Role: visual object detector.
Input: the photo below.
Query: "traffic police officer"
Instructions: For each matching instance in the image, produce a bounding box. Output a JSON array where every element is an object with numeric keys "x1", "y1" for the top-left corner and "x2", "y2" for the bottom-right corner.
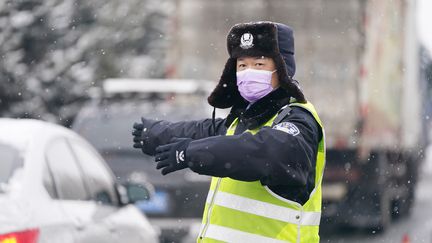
[{"x1": 133, "y1": 21, "x2": 325, "y2": 243}]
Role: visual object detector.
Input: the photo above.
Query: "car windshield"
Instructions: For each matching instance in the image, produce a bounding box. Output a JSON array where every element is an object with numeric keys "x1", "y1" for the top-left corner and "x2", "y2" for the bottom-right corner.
[
  {"x1": 74, "y1": 97, "x2": 211, "y2": 152},
  {"x1": 0, "y1": 143, "x2": 24, "y2": 193},
  {"x1": 73, "y1": 96, "x2": 213, "y2": 218},
  {"x1": 75, "y1": 115, "x2": 143, "y2": 152}
]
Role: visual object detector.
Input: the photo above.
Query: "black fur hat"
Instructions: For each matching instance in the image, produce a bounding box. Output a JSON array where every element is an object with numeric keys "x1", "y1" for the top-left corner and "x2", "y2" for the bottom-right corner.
[{"x1": 208, "y1": 21, "x2": 306, "y2": 108}]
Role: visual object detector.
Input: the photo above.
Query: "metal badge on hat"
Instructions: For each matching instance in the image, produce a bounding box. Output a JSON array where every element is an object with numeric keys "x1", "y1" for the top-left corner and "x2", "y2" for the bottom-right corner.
[{"x1": 240, "y1": 33, "x2": 254, "y2": 49}]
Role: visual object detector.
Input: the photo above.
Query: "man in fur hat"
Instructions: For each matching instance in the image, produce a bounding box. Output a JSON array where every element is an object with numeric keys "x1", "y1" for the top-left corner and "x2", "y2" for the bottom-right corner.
[{"x1": 133, "y1": 21, "x2": 325, "y2": 242}]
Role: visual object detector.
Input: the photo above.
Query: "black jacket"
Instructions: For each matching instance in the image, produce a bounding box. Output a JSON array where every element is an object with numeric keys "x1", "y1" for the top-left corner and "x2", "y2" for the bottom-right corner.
[{"x1": 142, "y1": 88, "x2": 322, "y2": 205}]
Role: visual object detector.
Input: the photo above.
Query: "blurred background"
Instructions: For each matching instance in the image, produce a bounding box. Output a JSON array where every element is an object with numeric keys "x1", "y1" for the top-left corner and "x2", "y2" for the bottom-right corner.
[{"x1": 1, "y1": 0, "x2": 432, "y2": 242}]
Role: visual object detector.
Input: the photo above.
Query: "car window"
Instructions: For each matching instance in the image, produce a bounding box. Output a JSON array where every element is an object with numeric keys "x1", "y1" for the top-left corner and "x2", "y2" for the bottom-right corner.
[
  {"x1": 69, "y1": 140, "x2": 118, "y2": 205},
  {"x1": 75, "y1": 115, "x2": 136, "y2": 152},
  {"x1": 45, "y1": 138, "x2": 88, "y2": 200},
  {"x1": 74, "y1": 100, "x2": 211, "y2": 152},
  {"x1": 0, "y1": 143, "x2": 23, "y2": 192},
  {"x1": 43, "y1": 164, "x2": 58, "y2": 199}
]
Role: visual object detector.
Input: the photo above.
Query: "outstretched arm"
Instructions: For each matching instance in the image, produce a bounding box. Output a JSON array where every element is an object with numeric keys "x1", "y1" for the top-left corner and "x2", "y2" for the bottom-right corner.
[
  {"x1": 133, "y1": 118, "x2": 227, "y2": 155},
  {"x1": 185, "y1": 108, "x2": 321, "y2": 187}
]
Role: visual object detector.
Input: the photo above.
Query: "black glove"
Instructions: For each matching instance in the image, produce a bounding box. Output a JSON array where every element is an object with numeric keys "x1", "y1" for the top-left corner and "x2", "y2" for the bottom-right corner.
[
  {"x1": 154, "y1": 138, "x2": 192, "y2": 175},
  {"x1": 132, "y1": 118, "x2": 155, "y2": 155}
]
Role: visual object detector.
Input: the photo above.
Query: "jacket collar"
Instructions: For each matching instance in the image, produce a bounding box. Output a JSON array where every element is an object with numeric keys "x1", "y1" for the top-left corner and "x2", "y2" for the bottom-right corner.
[{"x1": 225, "y1": 88, "x2": 291, "y2": 130}]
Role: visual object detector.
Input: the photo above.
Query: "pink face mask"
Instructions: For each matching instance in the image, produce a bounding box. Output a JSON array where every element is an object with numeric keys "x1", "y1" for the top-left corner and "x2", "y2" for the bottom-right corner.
[{"x1": 236, "y1": 69, "x2": 277, "y2": 103}]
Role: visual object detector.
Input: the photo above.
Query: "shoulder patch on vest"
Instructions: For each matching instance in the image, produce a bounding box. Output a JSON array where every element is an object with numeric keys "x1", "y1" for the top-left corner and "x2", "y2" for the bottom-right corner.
[{"x1": 272, "y1": 122, "x2": 300, "y2": 136}]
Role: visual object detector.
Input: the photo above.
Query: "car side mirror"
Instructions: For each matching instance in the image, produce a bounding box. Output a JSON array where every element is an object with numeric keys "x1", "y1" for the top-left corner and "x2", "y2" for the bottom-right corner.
[
  {"x1": 116, "y1": 172, "x2": 155, "y2": 205},
  {"x1": 126, "y1": 183, "x2": 153, "y2": 204},
  {"x1": 115, "y1": 182, "x2": 154, "y2": 205}
]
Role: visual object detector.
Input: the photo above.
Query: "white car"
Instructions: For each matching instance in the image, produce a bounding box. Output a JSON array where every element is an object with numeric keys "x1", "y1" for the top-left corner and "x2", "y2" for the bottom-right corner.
[{"x1": 0, "y1": 118, "x2": 159, "y2": 243}]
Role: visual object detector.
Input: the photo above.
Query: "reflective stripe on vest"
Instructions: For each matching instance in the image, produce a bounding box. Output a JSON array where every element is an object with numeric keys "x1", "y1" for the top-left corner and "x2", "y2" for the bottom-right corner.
[
  {"x1": 206, "y1": 190, "x2": 321, "y2": 226},
  {"x1": 198, "y1": 102, "x2": 325, "y2": 243},
  {"x1": 205, "y1": 225, "x2": 288, "y2": 243}
]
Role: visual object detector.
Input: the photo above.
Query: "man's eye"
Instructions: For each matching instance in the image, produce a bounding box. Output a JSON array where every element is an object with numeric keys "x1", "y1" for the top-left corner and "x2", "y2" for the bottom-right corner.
[{"x1": 255, "y1": 63, "x2": 264, "y2": 66}]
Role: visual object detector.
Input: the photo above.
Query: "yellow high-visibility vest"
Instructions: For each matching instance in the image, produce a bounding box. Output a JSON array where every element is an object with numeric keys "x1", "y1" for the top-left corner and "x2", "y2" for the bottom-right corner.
[{"x1": 197, "y1": 102, "x2": 326, "y2": 243}]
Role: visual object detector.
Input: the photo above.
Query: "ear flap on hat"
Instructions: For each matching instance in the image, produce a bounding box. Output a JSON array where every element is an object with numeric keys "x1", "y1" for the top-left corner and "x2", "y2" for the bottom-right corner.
[
  {"x1": 272, "y1": 52, "x2": 306, "y2": 103},
  {"x1": 207, "y1": 58, "x2": 243, "y2": 108}
]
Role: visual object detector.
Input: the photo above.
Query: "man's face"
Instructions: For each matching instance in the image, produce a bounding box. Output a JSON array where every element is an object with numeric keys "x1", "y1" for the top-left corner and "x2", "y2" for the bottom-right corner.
[{"x1": 236, "y1": 56, "x2": 279, "y2": 88}]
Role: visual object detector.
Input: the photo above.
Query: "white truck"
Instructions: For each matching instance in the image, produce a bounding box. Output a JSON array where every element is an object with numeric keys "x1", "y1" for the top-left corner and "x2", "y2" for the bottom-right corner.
[{"x1": 170, "y1": 0, "x2": 428, "y2": 230}]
